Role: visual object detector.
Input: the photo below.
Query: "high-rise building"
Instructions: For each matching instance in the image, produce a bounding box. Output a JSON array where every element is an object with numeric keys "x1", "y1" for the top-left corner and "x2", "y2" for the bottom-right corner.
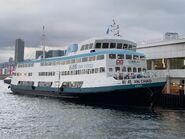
[{"x1": 15, "y1": 38, "x2": 24, "y2": 63}]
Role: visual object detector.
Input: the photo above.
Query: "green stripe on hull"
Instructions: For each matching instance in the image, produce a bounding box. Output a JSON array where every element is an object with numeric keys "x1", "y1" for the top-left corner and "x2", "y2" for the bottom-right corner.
[{"x1": 64, "y1": 82, "x2": 165, "y2": 93}]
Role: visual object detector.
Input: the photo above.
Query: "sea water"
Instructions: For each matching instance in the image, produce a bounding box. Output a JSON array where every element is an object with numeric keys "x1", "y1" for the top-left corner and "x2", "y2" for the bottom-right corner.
[{"x1": 0, "y1": 80, "x2": 185, "y2": 139}]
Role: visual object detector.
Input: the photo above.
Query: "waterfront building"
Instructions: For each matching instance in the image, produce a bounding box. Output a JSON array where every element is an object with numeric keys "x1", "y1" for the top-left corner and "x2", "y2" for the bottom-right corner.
[
  {"x1": 15, "y1": 38, "x2": 24, "y2": 63},
  {"x1": 137, "y1": 33, "x2": 185, "y2": 94}
]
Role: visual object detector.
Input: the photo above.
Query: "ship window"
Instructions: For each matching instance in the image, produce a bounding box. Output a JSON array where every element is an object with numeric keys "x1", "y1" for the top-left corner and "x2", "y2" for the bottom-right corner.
[
  {"x1": 123, "y1": 44, "x2": 128, "y2": 49},
  {"x1": 95, "y1": 43, "x2": 101, "y2": 48},
  {"x1": 82, "y1": 57, "x2": 88, "y2": 62},
  {"x1": 85, "y1": 44, "x2": 89, "y2": 50},
  {"x1": 89, "y1": 56, "x2": 95, "y2": 61},
  {"x1": 61, "y1": 71, "x2": 64, "y2": 75},
  {"x1": 89, "y1": 69, "x2": 92, "y2": 74},
  {"x1": 133, "y1": 67, "x2": 137, "y2": 72},
  {"x1": 110, "y1": 43, "x2": 116, "y2": 48},
  {"x1": 128, "y1": 45, "x2": 132, "y2": 50},
  {"x1": 132, "y1": 45, "x2": 136, "y2": 50},
  {"x1": 102, "y1": 43, "x2": 109, "y2": 48},
  {"x1": 117, "y1": 43, "x2": 122, "y2": 49},
  {"x1": 92, "y1": 69, "x2": 95, "y2": 74},
  {"x1": 87, "y1": 69, "x2": 90, "y2": 74},
  {"x1": 138, "y1": 68, "x2": 142, "y2": 73},
  {"x1": 140, "y1": 56, "x2": 145, "y2": 60},
  {"x1": 28, "y1": 73, "x2": 32, "y2": 76},
  {"x1": 109, "y1": 54, "x2": 116, "y2": 59},
  {"x1": 122, "y1": 67, "x2": 126, "y2": 72},
  {"x1": 66, "y1": 71, "x2": 68, "y2": 75},
  {"x1": 97, "y1": 55, "x2": 104, "y2": 60},
  {"x1": 126, "y1": 54, "x2": 132, "y2": 60},
  {"x1": 143, "y1": 68, "x2": 146, "y2": 72},
  {"x1": 81, "y1": 45, "x2": 85, "y2": 50},
  {"x1": 100, "y1": 67, "x2": 105, "y2": 72},
  {"x1": 82, "y1": 69, "x2": 86, "y2": 74},
  {"x1": 117, "y1": 54, "x2": 124, "y2": 59},
  {"x1": 77, "y1": 70, "x2": 80, "y2": 74},
  {"x1": 115, "y1": 67, "x2": 120, "y2": 72},
  {"x1": 109, "y1": 68, "x2": 113, "y2": 72},
  {"x1": 95, "y1": 68, "x2": 99, "y2": 73},
  {"x1": 128, "y1": 67, "x2": 132, "y2": 72},
  {"x1": 38, "y1": 82, "x2": 52, "y2": 87},
  {"x1": 133, "y1": 55, "x2": 139, "y2": 60},
  {"x1": 89, "y1": 43, "x2": 93, "y2": 49}
]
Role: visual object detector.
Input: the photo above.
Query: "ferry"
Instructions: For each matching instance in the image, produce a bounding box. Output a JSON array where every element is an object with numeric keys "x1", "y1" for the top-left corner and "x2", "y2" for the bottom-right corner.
[{"x1": 10, "y1": 23, "x2": 166, "y2": 106}]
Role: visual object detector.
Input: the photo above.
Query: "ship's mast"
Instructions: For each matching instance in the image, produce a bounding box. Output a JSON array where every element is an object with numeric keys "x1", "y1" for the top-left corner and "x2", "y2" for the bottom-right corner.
[
  {"x1": 106, "y1": 20, "x2": 122, "y2": 37},
  {"x1": 42, "y1": 25, "x2": 46, "y2": 59}
]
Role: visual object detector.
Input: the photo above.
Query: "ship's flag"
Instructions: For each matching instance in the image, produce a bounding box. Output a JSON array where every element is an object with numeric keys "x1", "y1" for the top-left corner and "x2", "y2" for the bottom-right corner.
[{"x1": 106, "y1": 27, "x2": 110, "y2": 34}]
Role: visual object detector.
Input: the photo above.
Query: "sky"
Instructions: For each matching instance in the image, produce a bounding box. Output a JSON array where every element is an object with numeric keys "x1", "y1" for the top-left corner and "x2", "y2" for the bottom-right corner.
[{"x1": 0, "y1": 0, "x2": 185, "y2": 62}]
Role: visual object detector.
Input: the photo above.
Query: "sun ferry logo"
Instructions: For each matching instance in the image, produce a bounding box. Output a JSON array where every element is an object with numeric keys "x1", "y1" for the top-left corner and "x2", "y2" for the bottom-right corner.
[{"x1": 69, "y1": 64, "x2": 94, "y2": 70}]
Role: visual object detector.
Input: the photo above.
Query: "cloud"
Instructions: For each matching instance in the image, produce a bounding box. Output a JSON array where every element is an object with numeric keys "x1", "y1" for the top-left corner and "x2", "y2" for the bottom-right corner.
[{"x1": 0, "y1": 0, "x2": 185, "y2": 62}]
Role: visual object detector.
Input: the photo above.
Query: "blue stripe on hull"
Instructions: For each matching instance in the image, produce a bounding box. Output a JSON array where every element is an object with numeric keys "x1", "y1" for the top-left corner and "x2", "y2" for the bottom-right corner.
[{"x1": 63, "y1": 82, "x2": 165, "y2": 93}]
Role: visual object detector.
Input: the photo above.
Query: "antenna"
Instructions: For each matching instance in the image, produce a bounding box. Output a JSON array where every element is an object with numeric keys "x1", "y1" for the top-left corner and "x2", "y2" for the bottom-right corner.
[
  {"x1": 106, "y1": 20, "x2": 122, "y2": 37},
  {"x1": 42, "y1": 25, "x2": 46, "y2": 59}
]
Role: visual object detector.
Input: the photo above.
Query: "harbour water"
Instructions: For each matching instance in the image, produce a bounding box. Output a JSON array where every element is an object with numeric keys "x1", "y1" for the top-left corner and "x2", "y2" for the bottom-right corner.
[{"x1": 0, "y1": 81, "x2": 185, "y2": 139}]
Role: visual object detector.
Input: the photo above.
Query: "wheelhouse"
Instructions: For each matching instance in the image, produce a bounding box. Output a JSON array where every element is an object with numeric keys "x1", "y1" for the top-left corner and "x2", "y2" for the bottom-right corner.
[{"x1": 78, "y1": 37, "x2": 137, "y2": 54}]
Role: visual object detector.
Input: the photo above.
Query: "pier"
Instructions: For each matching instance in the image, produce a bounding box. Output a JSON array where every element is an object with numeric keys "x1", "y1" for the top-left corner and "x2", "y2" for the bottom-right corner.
[{"x1": 156, "y1": 92, "x2": 185, "y2": 109}]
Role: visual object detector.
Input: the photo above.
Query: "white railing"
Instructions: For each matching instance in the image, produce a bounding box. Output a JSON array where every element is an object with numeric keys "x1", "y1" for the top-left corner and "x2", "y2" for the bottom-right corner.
[{"x1": 137, "y1": 34, "x2": 185, "y2": 45}]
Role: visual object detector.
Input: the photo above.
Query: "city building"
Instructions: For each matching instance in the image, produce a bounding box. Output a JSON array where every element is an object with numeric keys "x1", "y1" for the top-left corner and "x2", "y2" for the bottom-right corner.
[
  {"x1": 0, "y1": 57, "x2": 15, "y2": 76},
  {"x1": 15, "y1": 38, "x2": 24, "y2": 63},
  {"x1": 137, "y1": 33, "x2": 185, "y2": 94}
]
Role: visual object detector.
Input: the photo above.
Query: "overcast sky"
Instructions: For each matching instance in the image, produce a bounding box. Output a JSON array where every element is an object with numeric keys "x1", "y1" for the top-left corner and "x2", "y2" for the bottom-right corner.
[{"x1": 0, "y1": 0, "x2": 185, "y2": 62}]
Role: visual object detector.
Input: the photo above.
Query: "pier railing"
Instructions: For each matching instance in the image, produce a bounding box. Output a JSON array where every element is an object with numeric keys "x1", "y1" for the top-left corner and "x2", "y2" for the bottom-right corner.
[{"x1": 137, "y1": 34, "x2": 185, "y2": 45}]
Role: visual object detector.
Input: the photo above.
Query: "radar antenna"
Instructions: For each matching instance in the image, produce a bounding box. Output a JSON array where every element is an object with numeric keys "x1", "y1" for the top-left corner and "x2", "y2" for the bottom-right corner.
[
  {"x1": 42, "y1": 25, "x2": 46, "y2": 59},
  {"x1": 106, "y1": 19, "x2": 122, "y2": 37}
]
